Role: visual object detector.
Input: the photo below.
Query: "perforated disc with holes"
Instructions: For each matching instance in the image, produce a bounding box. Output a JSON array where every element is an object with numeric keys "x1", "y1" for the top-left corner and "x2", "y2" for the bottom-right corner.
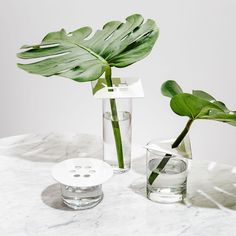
[{"x1": 51, "y1": 158, "x2": 113, "y2": 187}]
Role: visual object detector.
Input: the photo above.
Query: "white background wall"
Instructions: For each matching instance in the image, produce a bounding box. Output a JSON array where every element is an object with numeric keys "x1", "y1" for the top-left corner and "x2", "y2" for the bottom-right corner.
[{"x1": 0, "y1": 0, "x2": 236, "y2": 165}]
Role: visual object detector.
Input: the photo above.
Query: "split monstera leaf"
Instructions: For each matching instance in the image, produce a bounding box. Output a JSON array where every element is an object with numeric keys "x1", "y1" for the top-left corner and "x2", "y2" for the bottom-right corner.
[
  {"x1": 148, "y1": 80, "x2": 236, "y2": 185},
  {"x1": 17, "y1": 14, "x2": 158, "y2": 82},
  {"x1": 17, "y1": 14, "x2": 159, "y2": 169}
]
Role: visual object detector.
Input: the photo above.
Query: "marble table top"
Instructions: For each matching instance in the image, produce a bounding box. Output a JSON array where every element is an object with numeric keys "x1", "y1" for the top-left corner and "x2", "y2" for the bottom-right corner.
[{"x1": 1, "y1": 133, "x2": 236, "y2": 236}]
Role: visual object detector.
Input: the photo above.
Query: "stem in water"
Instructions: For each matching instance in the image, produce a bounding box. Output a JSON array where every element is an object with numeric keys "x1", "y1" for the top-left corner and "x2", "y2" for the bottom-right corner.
[
  {"x1": 105, "y1": 67, "x2": 124, "y2": 169},
  {"x1": 148, "y1": 119, "x2": 193, "y2": 184}
]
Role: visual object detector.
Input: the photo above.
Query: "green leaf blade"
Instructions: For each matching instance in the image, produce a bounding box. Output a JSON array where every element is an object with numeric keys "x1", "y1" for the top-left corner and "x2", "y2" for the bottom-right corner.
[
  {"x1": 200, "y1": 112, "x2": 236, "y2": 126},
  {"x1": 192, "y1": 90, "x2": 215, "y2": 101},
  {"x1": 17, "y1": 14, "x2": 159, "y2": 82},
  {"x1": 161, "y1": 80, "x2": 183, "y2": 98},
  {"x1": 170, "y1": 93, "x2": 223, "y2": 119}
]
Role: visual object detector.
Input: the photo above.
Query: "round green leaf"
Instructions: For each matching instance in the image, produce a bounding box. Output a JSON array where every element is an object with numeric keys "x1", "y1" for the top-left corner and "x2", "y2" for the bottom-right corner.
[
  {"x1": 170, "y1": 93, "x2": 224, "y2": 119},
  {"x1": 200, "y1": 112, "x2": 236, "y2": 126},
  {"x1": 192, "y1": 90, "x2": 215, "y2": 101},
  {"x1": 161, "y1": 80, "x2": 183, "y2": 98},
  {"x1": 193, "y1": 90, "x2": 229, "y2": 112}
]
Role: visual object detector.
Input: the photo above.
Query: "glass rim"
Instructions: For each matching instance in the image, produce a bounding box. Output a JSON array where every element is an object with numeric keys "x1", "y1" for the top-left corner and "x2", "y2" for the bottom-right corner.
[
  {"x1": 146, "y1": 137, "x2": 176, "y2": 156},
  {"x1": 145, "y1": 136, "x2": 191, "y2": 159}
]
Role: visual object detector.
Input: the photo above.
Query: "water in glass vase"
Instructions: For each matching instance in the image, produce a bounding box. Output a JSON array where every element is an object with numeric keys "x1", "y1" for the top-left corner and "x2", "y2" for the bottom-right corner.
[
  {"x1": 61, "y1": 184, "x2": 103, "y2": 210},
  {"x1": 147, "y1": 157, "x2": 188, "y2": 203},
  {"x1": 103, "y1": 111, "x2": 131, "y2": 173}
]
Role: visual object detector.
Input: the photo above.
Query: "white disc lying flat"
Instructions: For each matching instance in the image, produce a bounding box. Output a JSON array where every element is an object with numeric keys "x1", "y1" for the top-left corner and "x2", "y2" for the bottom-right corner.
[{"x1": 52, "y1": 158, "x2": 113, "y2": 187}]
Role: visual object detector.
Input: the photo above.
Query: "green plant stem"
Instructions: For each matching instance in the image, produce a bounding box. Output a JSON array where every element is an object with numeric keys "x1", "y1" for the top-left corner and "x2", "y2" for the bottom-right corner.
[
  {"x1": 105, "y1": 66, "x2": 124, "y2": 169},
  {"x1": 148, "y1": 119, "x2": 193, "y2": 185},
  {"x1": 148, "y1": 153, "x2": 172, "y2": 185},
  {"x1": 171, "y1": 119, "x2": 193, "y2": 148}
]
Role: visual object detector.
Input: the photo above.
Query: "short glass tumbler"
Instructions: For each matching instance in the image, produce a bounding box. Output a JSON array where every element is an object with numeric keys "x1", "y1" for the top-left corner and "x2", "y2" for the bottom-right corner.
[
  {"x1": 103, "y1": 98, "x2": 132, "y2": 173},
  {"x1": 52, "y1": 158, "x2": 113, "y2": 210},
  {"x1": 61, "y1": 184, "x2": 103, "y2": 210},
  {"x1": 146, "y1": 137, "x2": 192, "y2": 203}
]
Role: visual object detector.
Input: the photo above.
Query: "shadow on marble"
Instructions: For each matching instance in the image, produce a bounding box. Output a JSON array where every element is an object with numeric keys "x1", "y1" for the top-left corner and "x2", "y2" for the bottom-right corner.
[
  {"x1": 41, "y1": 183, "x2": 75, "y2": 211},
  {"x1": 186, "y1": 161, "x2": 236, "y2": 211},
  {"x1": 129, "y1": 177, "x2": 146, "y2": 198},
  {"x1": 131, "y1": 160, "x2": 236, "y2": 211},
  {"x1": 188, "y1": 186, "x2": 236, "y2": 211},
  {"x1": 132, "y1": 155, "x2": 146, "y2": 176},
  {"x1": 0, "y1": 133, "x2": 103, "y2": 163}
]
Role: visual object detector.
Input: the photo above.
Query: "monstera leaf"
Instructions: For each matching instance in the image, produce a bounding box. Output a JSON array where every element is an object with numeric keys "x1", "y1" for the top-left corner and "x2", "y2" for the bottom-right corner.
[
  {"x1": 162, "y1": 80, "x2": 236, "y2": 127},
  {"x1": 17, "y1": 14, "x2": 159, "y2": 82},
  {"x1": 149, "y1": 81, "x2": 236, "y2": 185}
]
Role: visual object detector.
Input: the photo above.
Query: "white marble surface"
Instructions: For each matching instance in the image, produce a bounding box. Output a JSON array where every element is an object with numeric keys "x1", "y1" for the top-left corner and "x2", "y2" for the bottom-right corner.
[{"x1": 1, "y1": 133, "x2": 236, "y2": 236}]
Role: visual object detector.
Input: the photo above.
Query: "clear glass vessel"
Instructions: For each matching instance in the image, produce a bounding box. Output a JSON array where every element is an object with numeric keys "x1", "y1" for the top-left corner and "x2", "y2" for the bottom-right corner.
[
  {"x1": 60, "y1": 184, "x2": 103, "y2": 210},
  {"x1": 146, "y1": 137, "x2": 192, "y2": 203},
  {"x1": 103, "y1": 98, "x2": 132, "y2": 174}
]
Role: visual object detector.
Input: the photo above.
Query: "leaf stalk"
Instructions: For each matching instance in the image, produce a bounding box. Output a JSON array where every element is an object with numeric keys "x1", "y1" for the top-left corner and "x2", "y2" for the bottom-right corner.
[
  {"x1": 148, "y1": 119, "x2": 193, "y2": 185},
  {"x1": 172, "y1": 119, "x2": 193, "y2": 148},
  {"x1": 105, "y1": 66, "x2": 124, "y2": 169}
]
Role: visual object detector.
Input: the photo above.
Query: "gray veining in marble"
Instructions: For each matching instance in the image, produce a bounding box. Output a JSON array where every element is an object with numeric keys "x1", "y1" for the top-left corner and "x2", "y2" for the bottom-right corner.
[{"x1": 0, "y1": 133, "x2": 236, "y2": 236}]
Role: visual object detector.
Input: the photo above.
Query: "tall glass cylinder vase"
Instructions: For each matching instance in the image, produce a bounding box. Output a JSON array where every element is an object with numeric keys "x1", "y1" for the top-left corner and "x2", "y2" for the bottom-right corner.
[{"x1": 103, "y1": 98, "x2": 132, "y2": 174}]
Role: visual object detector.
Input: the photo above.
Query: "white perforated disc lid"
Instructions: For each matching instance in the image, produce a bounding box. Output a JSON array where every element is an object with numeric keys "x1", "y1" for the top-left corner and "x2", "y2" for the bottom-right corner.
[{"x1": 52, "y1": 158, "x2": 113, "y2": 187}]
